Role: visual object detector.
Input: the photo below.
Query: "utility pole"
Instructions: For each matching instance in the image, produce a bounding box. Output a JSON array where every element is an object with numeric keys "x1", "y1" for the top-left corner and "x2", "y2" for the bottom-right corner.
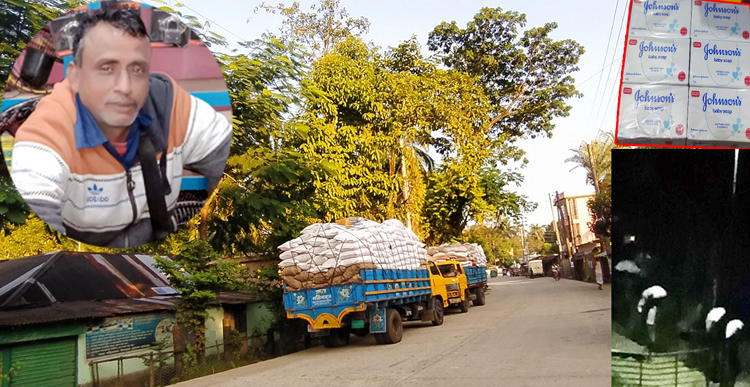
[
  {"x1": 520, "y1": 215, "x2": 527, "y2": 264},
  {"x1": 548, "y1": 193, "x2": 563, "y2": 252}
]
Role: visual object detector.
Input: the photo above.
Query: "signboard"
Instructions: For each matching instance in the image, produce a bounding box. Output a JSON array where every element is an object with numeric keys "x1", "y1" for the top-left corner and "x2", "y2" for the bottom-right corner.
[
  {"x1": 544, "y1": 231, "x2": 556, "y2": 244},
  {"x1": 1, "y1": 134, "x2": 13, "y2": 168},
  {"x1": 85, "y1": 313, "x2": 175, "y2": 359}
]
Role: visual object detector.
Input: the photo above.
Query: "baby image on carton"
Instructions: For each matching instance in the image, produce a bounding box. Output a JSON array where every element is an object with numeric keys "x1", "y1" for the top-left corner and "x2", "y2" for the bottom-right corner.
[
  {"x1": 687, "y1": 87, "x2": 750, "y2": 147},
  {"x1": 629, "y1": 0, "x2": 692, "y2": 38},
  {"x1": 617, "y1": 83, "x2": 689, "y2": 146},
  {"x1": 623, "y1": 36, "x2": 690, "y2": 85},
  {"x1": 692, "y1": 0, "x2": 750, "y2": 42}
]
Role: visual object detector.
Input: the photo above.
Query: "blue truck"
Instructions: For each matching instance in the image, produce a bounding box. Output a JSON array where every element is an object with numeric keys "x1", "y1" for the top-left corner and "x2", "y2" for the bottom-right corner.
[
  {"x1": 464, "y1": 265, "x2": 488, "y2": 306},
  {"x1": 283, "y1": 266, "x2": 450, "y2": 348}
]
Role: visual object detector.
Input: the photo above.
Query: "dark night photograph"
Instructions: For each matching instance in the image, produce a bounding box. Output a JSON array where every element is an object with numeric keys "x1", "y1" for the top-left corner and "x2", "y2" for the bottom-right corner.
[{"x1": 613, "y1": 150, "x2": 750, "y2": 387}]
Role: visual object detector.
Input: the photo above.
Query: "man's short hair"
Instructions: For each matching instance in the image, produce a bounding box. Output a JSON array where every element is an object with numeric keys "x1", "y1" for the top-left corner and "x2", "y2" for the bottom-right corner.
[{"x1": 72, "y1": 8, "x2": 149, "y2": 66}]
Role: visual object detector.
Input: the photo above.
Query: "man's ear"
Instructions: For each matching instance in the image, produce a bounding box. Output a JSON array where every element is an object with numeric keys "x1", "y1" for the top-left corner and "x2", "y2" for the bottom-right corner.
[{"x1": 67, "y1": 61, "x2": 79, "y2": 93}]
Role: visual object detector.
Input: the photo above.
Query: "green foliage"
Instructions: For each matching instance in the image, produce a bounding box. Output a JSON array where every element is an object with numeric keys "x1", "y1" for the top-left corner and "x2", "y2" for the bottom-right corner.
[
  {"x1": 427, "y1": 7, "x2": 585, "y2": 140},
  {"x1": 566, "y1": 132, "x2": 613, "y2": 194},
  {"x1": 463, "y1": 223, "x2": 522, "y2": 267},
  {"x1": 254, "y1": 0, "x2": 370, "y2": 58},
  {"x1": 587, "y1": 187, "x2": 612, "y2": 238},
  {"x1": 0, "y1": 361, "x2": 21, "y2": 382},
  {"x1": 0, "y1": 175, "x2": 30, "y2": 234},
  {"x1": 153, "y1": 239, "x2": 246, "y2": 358}
]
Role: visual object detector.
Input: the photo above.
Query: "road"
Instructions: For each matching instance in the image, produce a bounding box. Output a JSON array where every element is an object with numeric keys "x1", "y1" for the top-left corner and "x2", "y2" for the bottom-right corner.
[{"x1": 173, "y1": 275, "x2": 611, "y2": 387}]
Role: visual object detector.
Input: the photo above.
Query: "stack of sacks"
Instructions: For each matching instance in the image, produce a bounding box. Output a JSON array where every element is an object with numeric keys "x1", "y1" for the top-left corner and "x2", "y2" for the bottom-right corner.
[
  {"x1": 278, "y1": 218, "x2": 429, "y2": 292},
  {"x1": 426, "y1": 243, "x2": 488, "y2": 267}
]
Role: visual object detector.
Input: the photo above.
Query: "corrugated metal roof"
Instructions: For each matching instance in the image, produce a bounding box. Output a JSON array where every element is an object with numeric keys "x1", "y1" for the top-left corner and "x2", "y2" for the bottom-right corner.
[
  {"x1": 0, "y1": 252, "x2": 268, "y2": 327},
  {"x1": 0, "y1": 252, "x2": 177, "y2": 309},
  {"x1": 0, "y1": 298, "x2": 175, "y2": 327}
]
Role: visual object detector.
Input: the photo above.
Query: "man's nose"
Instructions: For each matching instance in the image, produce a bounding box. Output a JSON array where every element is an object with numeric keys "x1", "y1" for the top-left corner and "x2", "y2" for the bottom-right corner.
[{"x1": 113, "y1": 69, "x2": 132, "y2": 95}]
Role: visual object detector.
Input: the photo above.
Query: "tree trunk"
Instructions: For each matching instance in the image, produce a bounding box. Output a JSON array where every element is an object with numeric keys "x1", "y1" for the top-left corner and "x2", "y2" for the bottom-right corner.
[{"x1": 400, "y1": 139, "x2": 412, "y2": 231}]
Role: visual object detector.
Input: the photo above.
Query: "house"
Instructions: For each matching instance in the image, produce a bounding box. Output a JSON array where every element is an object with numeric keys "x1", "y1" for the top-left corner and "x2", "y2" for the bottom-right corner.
[
  {"x1": 553, "y1": 191, "x2": 601, "y2": 281},
  {"x1": 0, "y1": 252, "x2": 273, "y2": 387}
]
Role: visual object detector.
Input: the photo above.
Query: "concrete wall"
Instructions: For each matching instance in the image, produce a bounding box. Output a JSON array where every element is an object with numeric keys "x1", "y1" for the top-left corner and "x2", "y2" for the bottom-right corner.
[{"x1": 204, "y1": 307, "x2": 225, "y2": 356}]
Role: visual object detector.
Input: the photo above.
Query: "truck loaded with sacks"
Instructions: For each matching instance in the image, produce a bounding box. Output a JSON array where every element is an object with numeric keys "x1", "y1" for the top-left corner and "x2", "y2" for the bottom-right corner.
[
  {"x1": 426, "y1": 243, "x2": 489, "y2": 307},
  {"x1": 279, "y1": 217, "x2": 474, "y2": 347}
]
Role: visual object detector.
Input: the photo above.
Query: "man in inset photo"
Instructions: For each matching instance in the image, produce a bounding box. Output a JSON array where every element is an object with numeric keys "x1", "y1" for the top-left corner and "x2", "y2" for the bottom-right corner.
[{"x1": 10, "y1": 8, "x2": 232, "y2": 248}]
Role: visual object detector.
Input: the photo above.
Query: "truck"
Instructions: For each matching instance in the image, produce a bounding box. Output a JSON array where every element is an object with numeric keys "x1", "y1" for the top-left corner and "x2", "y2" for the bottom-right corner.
[
  {"x1": 284, "y1": 264, "x2": 453, "y2": 348},
  {"x1": 464, "y1": 264, "x2": 488, "y2": 306},
  {"x1": 528, "y1": 259, "x2": 544, "y2": 279}
]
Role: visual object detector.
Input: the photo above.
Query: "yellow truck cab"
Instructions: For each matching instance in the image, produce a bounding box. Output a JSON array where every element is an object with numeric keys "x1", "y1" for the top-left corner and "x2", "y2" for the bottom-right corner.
[{"x1": 427, "y1": 260, "x2": 471, "y2": 313}]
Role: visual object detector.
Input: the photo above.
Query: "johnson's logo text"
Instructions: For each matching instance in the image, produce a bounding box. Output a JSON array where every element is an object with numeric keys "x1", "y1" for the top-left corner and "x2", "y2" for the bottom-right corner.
[
  {"x1": 704, "y1": 3, "x2": 739, "y2": 17},
  {"x1": 702, "y1": 93, "x2": 742, "y2": 112},
  {"x1": 644, "y1": 0, "x2": 679, "y2": 15},
  {"x1": 704, "y1": 44, "x2": 741, "y2": 61},
  {"x1": 639, "y1": 41, "x2": 678, "y2": 58},
  {"x1": 634, "y1": 89, "x2": 675, "y2": 109}
]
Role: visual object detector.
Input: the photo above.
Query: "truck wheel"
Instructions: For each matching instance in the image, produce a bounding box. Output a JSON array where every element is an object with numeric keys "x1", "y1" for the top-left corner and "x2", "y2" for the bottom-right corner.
[
  {"x1": 320, "y1": 327, "x2": 350, "y2": 348},
  {"x1": 431, "y1": 297, "x2": 444, "y2": 326},
  {"x1": 374, "y1": 332, "x2": 386, "y2": 344},
  {"x1": 382, "y1": 309, "x2": 404, "y2": 344},
  {"x1": 473, "y1": 287, "x2": 486, "y2": 306},
  {"x1": 459, "y1": 291, "x2": 469, "y2": 313}
]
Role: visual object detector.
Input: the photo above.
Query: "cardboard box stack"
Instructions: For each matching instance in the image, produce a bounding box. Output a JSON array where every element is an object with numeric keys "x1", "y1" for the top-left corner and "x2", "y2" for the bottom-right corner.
[
  {"x1": 618, "y1": 0, "x2": 691, "y2": 146},
  {"x1": 618, "y1": 0, "x2": 750, "y2": 148}
]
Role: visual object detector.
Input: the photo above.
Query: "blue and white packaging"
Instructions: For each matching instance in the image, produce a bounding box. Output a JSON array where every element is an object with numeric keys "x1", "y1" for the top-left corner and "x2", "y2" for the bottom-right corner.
[
  {"x1": 689, "y1": 40, "x2": 750, "y2": 88},
  {"x1": 686, "y1": 87, "x2": 750, "y2": 147},
  {"x1": 691, "y1": 0, "x2": 750, "y2": 42},
  {"x1": 629, "y1": 0, "x2": 692, "y2": 38},
  {"x1": 617, "y1": 83, "x2": 689, "y2": 145},
  {"x1": 624, "y1": 36, "x2": 690, "y2": 85}
]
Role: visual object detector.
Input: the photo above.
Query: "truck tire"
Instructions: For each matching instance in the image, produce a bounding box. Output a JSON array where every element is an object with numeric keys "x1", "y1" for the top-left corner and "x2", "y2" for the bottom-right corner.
[
  {"x1": 473, "y1": 286, "x2": 486, "y2": 306},
  {"x1": 431, "y1": 297, "x2": 444, "y2": 326},
  {"x1": 374, "y1": 332, "x2": 386, "y2": 344},
  {"x1": 382, "y1": 308, "x2": 404, "y2": 344},
  {"x1": 320, "y1": 327, "x2": 350, "y2": 348},
  {"x1": 459, "y1": 291, "x2": 469, "y2": 313}
]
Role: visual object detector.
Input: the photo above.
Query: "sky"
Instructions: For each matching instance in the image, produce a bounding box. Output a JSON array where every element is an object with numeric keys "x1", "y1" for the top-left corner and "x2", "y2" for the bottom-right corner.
[{"x1": 143, "y1": 0, "x2": 626, "y2": 227}]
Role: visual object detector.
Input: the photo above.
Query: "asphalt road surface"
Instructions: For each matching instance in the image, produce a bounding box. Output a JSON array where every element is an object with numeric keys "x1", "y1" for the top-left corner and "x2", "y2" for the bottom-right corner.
[{"x1": 173, "y1": 275, "x2": 611, "y2": 387}]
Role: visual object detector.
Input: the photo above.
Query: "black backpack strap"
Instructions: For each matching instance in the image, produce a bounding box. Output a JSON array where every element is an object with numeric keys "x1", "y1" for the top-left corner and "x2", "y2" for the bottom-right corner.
[{"x1": 138, "y1": 132, "x2": 172, "y2": 241}]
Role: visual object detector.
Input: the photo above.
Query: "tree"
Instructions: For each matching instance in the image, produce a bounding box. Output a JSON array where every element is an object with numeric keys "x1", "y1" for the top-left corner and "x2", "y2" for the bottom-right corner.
[
  {"x1": 463, "y1": 223, "x2": 522, "y2": 267},
  {"x1": 207, "y1": 35, "x2": 328, "y2": 258},
  {"x1": 587, "y1": 187, "x2": 612, "y2": 238},
  {"x1": 427, "y1": 7, "x2": 585, "y2": 140},
  {"x1": 254, "y1": 0, "x2": 370, "y2": 58},
  {"x1": 565, "y1": 132, "x2": 613, "y2": 194},
  {"x1": 526, "y1": 224, "x2": 546, "y2": 255}
]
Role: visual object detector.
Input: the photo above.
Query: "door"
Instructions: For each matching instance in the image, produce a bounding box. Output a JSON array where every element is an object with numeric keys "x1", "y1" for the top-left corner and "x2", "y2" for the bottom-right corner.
[{"x1": 5, "y1": 337, "x2": 76, "y2": 387}]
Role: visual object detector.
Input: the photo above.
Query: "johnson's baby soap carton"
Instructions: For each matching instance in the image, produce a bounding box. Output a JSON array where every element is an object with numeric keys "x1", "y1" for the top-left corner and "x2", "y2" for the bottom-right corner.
[
  {"x1": 692, "y1": 0, "x2": 750, "y2": 42},
  {"x1": 617, "y1": 83, "x2": 689, "y2": 146},
  {"x1": 687, "y1": 87, "x2": 750, "y2": 147},
  {"x1": 629, "y1": 0, "x2": 692, "y2": 38},
  {"x1": 624, "y1": 36, "x2": 690, "y2": 84},
  {"x1": 690, "y1": 40, "x2": 750, "y2": 88}
]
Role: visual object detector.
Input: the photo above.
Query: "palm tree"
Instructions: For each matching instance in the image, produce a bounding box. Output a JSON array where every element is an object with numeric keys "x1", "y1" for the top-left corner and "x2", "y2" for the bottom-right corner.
[{"x1": 565, "y1": 132, "x2": 613, "y2": 194}]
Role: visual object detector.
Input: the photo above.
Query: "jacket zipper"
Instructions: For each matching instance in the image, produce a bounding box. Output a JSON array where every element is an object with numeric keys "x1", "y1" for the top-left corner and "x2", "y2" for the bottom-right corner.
[{"x1": 125, "y1": 170, "x2": 138, "y2": 246}]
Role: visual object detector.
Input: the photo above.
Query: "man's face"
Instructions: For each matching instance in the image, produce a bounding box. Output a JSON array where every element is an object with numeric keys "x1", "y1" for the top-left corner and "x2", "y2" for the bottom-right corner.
[{"x1": 69, "y1": 23, "x2": 151, "y2": 134}]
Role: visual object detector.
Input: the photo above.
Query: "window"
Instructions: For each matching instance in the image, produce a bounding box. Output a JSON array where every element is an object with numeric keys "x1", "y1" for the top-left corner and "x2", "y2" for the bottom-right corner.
[
  {"x1": 223, "y1": 305, "x2": 247, "y2": 334},
  {"x1": 570, "y1": 200, "x2": 579, "y2": 219}
]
